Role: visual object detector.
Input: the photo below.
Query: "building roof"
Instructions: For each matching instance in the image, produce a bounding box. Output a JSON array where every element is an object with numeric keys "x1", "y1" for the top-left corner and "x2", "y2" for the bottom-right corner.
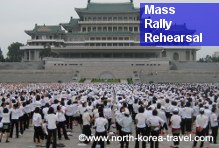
[
  {"x1": 25, "y1": 24, "x2": 65, "y2": 36},
  {"x1": 75, "y1": 2, "x2": 139, "y2": 14},
  {"x1": 60, "y1": 17, "x2": 79, "y2": 32}
]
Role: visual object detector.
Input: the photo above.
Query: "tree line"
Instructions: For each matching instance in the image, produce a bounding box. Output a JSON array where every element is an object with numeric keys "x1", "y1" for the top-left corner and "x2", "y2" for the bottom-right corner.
[
  {"x1": 0, "y1": 42, "x2": 23, "y2": 62},
  {"x1": 198, "y1": 55, "x2": 219, "y2": 63},
  {"x1": 0, "y1": 42, "x2": 55, "y2": 62}
]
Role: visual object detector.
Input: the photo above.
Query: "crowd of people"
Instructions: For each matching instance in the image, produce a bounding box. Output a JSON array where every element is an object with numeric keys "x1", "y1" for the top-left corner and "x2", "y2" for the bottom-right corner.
[{"x1": 0, "y1": 83, "x2": 218, "y2": 148}]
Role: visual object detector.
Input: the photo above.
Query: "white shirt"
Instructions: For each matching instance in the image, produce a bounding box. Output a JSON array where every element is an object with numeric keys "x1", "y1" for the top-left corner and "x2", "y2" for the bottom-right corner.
[
  {"x1": 43, "y1": 107, "x2": 49, "y2": 119},
  {"x1": 135, "y1": 113, "x2": 147, "y2": 128},
  {"x1": 82, "y1": 112, "x2": 91, "y2": 125},
  {"x1": 104, "y1": 107, "x2": 112, "y2": 119},
  {"x1": 56, "y1": 111, "x2": 66, "y2": 122},
  {"x1": 65, "y1": 105, "x2": 74, "y2": 116},
  {"x1": 33, "y1": 113, "x2": 42, "y2": 127},
  {"x1": 72, "y1": 104, "x2": 80, "y2": 117},
  {"x1": 184, "y1": 107, "x2": 194, "y2": 119},
  {"x1": 204, "y1": 109, "x2": 212, "y2": 119},
  {"x1": 170, "y1": 115, "x2": 181, "y2": 129},
  {"x1": 46, "y1": 114, "x2": 58, "y2": 130},
  {"x1": 158, "y1": 109, "x2": 167, "y2": 123},
  {"x1": 148, "y1": 116, "x2": 164, "y2": 127},
  {"x1": 210, "y1": 113, "x2": 218, "y2": 127},
  {"x1": 11, "y1": 108, "x2": 20, "y2": 120},
  {"x1": 133, "y1": 103, "x2": 139, "y2": 113},
  {"x1": 121, "y1": 115, "x2": 132, "y2": 133},
  {"x1": 195, "y1": 114, "x2": 209, "y2": 128},
  {"x1": 1, "y1": 112, "x2": 11, "y2": 123},
  {"x1": 51, "y1": 104, "x2": 59, "y2": 113},
  {"x1": 95, "y1": 117, "x2": 108, "y2": 133}
]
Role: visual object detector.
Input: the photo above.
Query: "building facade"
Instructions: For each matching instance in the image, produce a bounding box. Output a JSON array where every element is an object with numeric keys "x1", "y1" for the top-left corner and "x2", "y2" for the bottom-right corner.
[{"x1": 20, "y1": 0, "x2": 199, "y2": 79}]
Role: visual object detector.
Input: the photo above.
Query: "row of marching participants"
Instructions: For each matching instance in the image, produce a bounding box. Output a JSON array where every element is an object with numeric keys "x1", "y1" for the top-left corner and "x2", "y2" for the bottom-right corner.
[{"x1": 113, "y1": 98, "x2": 219, "y2": 148}]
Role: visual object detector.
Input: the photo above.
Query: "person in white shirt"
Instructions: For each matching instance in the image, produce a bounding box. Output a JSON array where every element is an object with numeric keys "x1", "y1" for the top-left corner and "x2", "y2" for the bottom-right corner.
[
  {"x1": 18, "y1": 103, "x2": 24, "y2": 135},
  {"x1": 46, "y1": 107, "x2": 58, "y2": 148},
  {"x1": 56, "y1": 105, "x2": 69, "y2": 140},
  {"x1": 82, "y1": 109, "x2": 91, "y2": 144},
  {"x1": 10, "y1": 103, "x2": 20, "y2": 138},
  {"x1": 210, "y1": 107, "x2": 218, "y2": 144},
  {"x1": 148, "y1": 109, "x2": 164, "y2": 148},
  {"x1": 78, "y1": 102, "x2": 87, "y2": 129},
  {"x1": 135, "y1": 106, "x2": 147, "y2": 148},
  {"x1": 157, "y1": 103, "x2": 168, "y2": 135},
  {"x1": 91, "y1": 112, "x2": 108, "y2": 148},
  {"x1": 115, "y1": 106, "x2": 125, "y2": 136},
  {"x1": 204, "y1": 105, "x2": 211, "y2": 135},
  {"x1": 184, "y1": 102, "x2": 193, "y2": 134},
  {"x1": 103, "y1": 103, "x2": 112, "y2": 131},
  {"x1": 120, "y1": 110, "x2": 132, "y2": 148},
  {"x1": 193, "y1": 108, "x2": 209, "y2": 148},
  {"x1": 42, "y1": 103, "x2": 49, "y2": 120},
  {"x1": 22, "y1": 102, "x2": 29, "y2": 130},
  {"x1": 65, "y1": 100, "x2": 73, "y2": 130},
  {"x1": 0, "y1": 107, "x2": 11, "y2": 143},
  {"x1": 33, "y1": 107, "x2": 43, "y2": 145},
  {"x1": 170, "y1": 108, "x2": 182, "y2": 148},
  {"x1": 72, "y1": 101, "x2": 80, "y2": 126},
  {"x1": 132, "y1": 99, "x2": 139, "y2": 124},
  {"x1": 179, "y1": 102, "x2": 186, "y2": 135}
]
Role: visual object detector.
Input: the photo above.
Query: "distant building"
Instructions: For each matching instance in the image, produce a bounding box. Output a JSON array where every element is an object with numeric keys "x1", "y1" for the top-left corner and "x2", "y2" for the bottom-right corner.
[{"x1": 20, "y1": 0, "x2": 200, "y2": 79}]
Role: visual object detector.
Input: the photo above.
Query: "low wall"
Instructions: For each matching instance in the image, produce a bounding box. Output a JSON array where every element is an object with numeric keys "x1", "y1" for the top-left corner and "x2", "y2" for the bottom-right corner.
[
  {"x1": 0, "y1": 62, "x2": 44, "y2": 70},
  {"x1": 141, "y1": 71, "x2": 219, "y2": 83},
  {"x1": 0, "y1": 70, "x2": 218, "y2": 83},
  {"x1": 0, "y1": 70, "x2": 76, "y2": 83}
]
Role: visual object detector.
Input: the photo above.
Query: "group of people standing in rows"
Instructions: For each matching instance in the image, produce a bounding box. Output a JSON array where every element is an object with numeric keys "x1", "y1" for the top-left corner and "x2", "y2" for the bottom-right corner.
[{"x1": 0, "y1": 83, "x2": 218, "y2": 148}]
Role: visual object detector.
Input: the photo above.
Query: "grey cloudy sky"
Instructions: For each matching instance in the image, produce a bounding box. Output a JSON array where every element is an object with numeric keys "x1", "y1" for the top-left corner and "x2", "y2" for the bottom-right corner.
[{"x1": 0, "y1": 0, "x2": 218, "y2": 58}]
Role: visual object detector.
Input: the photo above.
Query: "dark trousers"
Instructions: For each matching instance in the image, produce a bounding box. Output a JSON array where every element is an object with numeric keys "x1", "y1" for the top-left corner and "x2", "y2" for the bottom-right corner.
[
  {"x1": 193, "y1": 128, "x2": 206, "y2": 148},
  {"x1": 165, "y1": 112, "x2": 171, "y2": 124},
  {"x1": 121, "y1": 131, "x2": 131, "y2": 148},
  {"x1": 34, "y1": 126, "x2": 42, "y2": 143},
  {"x1": 82, "y1": 125, "x2": 91, "y2": 143},
  {"x1": 57, "y1": 121, "x2": 68, "y2": 139},
  {"x1": 46, "y1": 129, "x2": 57, "y2": 148},
  {"x1": 65, "y1": 115, "x2": 73, "y2": 130},
  {"x1": 172, "y1": 133, "x2": 180, "y2": 147},
  {"x1": 10, "y1": 119, "x2": 19, "y2": 138},
  {"x1": 181, "y1": 118, "x2": 186, "y2": 135},
  {"x1": 211, "y1": 126, "x2": 218, "y2": 144},
  {"x1": 107, "y1": 118, "x2": 112, "y2": 131},
  {"x1": 185, "y1": 118, "x2": 192, "y2": 132},
  {"x1": 128, "y1": 104, "x2": 133, "y2": 115},
  {"x1": 116, "y1": 122, "x2": 122, "y2": 135},
  {"x1": 206, "y1": 122, "x2": 210, "y2": 135},
  {"x1": 132, "y1": 113, "x2": 137, "y2": 124},
  {"x1": 19, "y1": 116, "x2": 24, "y2": 134},
  {"x1": 135, "y1": 127, "x2": 147, "y2": 148},
  {"x1": 92, "y1": 131, "x2": 107, "y2": 148},
  {"x1": 150, "y1": 130, "x2": 160, "y2": 148},
  {"x1": 23, "y1": 113, "x2": 29, "y2": 130}
]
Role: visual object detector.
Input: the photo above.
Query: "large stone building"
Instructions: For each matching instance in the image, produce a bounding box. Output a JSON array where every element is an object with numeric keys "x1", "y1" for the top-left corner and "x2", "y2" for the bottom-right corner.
[{"x1": 20, "y1": 0, "x2": 199, "y2": 79}]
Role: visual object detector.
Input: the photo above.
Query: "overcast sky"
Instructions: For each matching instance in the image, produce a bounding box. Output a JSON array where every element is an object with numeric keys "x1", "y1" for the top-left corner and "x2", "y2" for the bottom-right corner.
[{"x1": 0, "y1": 0, "x2": 218, "y2": 58}]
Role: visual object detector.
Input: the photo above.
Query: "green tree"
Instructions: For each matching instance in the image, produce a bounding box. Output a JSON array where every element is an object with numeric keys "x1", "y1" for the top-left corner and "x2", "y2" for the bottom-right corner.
[
  {"x1": 0, "y1": 48, "x2": 5, "y2": 62},
  {"x1": 199, "y1": 55, "x2": 219, "y2": 63},
  {"x1": 7, "y1": 42, "x2": 23, "y2": 62}
]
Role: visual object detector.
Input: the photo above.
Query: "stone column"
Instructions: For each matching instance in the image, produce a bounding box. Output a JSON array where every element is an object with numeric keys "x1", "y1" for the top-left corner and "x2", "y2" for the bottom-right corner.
[{"x1": 29, "y1": 50, "x2": 31, "y2": 61}]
